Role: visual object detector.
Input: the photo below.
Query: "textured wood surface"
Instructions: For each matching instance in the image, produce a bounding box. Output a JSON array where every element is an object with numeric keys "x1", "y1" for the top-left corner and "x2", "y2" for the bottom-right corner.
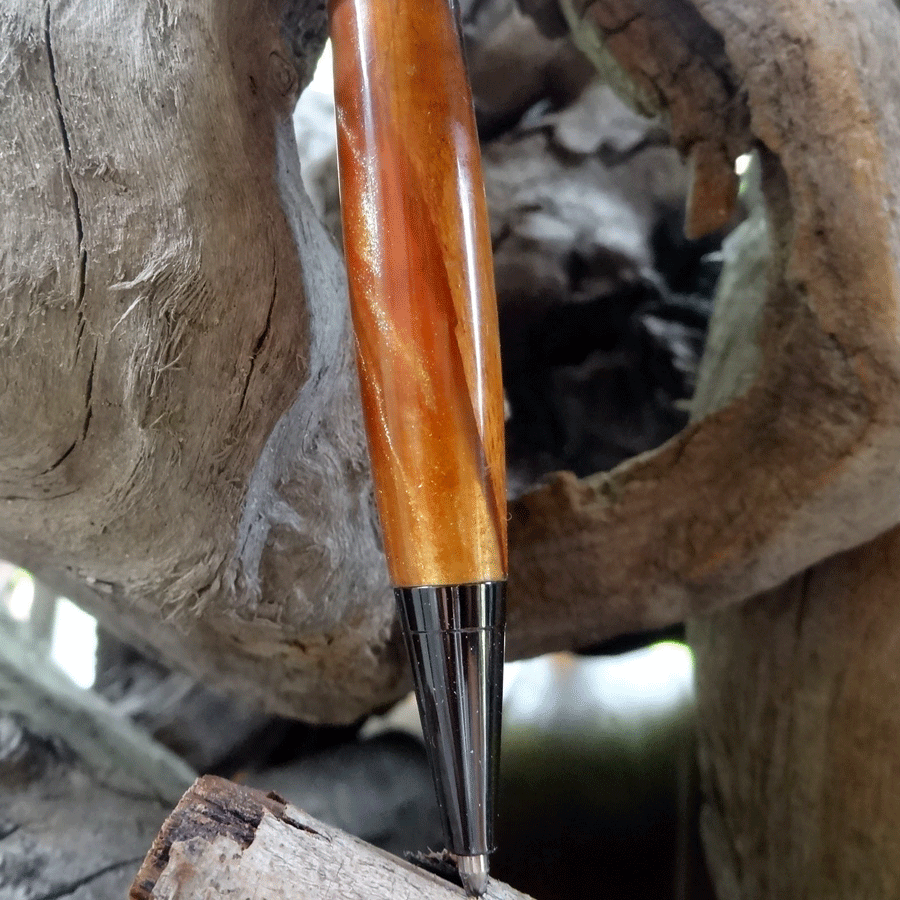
[
  {"x1": 0, "y1": 0, "x2": 405, "y2": 722},
  {"x1": 504, "y1": 0, "x2": 900, "y2": 661},
  {"x1": 510, "y1": 2, "x2": 900, "y2": 895},
  {"x1": 691, "y1": 532, "x2": 900, "y2": 899},
  {"x1": 331, "y1": 0, "x2": 507, "y2": 586},
  {"x1": 2, "y1": 0, "x2": 900, "y2": 726},
  {"x1": 677, "y1": 9, "x2": 900, "y2": 890},
  {"x1": 132, "y1": 775, "x2": 533, "y2": 900}
]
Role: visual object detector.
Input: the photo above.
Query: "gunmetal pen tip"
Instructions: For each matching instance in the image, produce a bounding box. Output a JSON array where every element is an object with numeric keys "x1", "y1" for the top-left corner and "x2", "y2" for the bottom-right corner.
[{"x1": 458, "y1": 854, "x2": 489, "y2": 896}]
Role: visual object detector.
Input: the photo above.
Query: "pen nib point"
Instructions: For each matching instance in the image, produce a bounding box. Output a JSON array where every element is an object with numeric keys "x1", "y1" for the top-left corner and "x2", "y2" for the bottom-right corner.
[{"x1": 458, "y1": 854, "x2": 489, "y2": 896}]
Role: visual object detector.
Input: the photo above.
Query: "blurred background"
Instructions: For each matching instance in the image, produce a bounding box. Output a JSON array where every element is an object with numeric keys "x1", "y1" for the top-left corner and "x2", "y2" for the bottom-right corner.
[{"x1": 1, "y1": 565, "x2": 709, "y2": 900}]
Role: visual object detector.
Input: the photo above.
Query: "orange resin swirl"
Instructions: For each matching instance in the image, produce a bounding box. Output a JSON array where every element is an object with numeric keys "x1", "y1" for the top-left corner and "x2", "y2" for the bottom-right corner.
[{"x1": 329, "y1": 0, "x2": 508, "y2": 587}]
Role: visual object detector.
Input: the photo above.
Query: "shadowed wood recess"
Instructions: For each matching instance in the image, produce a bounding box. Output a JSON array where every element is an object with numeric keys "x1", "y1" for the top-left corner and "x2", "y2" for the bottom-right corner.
[
  {"x1": 0, "y1": 615, "x2": 194, "y2": 900},
  {"x1": 1, "y1": 0, "x2": 899, "y2": 724},
  {"x1": 330, "y1": 0, "x2": 507, "y2": 587},
  {"x1": 505, "y1": 0, "x2": 900, "y2": 659}
]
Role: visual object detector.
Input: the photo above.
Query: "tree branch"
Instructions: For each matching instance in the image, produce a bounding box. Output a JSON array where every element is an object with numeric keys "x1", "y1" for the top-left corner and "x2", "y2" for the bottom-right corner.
[
  {"x1": 0, "y1": 617, "x2": 193, "y2": 900},
  {"x1": 131, "y1": 775, "x2": 534, "y2": 900}
]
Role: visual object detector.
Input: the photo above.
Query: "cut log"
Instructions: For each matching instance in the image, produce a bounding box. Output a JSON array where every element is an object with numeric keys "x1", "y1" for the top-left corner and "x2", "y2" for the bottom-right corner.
[{"x1": 131, "y1": 775, "x2": 534, "y2": 900}]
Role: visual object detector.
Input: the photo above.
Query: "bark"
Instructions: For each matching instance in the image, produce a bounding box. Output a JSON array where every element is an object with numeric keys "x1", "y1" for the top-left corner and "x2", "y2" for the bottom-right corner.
[
  {"x1": 0, "y1": 618, "x2": 194, "y2": 900},
  {"x1": 131, "y1": 775, "x2": 533, "y2": 900}
]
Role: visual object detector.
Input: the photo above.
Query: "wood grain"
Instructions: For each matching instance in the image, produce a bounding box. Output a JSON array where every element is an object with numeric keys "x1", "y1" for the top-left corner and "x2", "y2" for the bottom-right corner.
[
  {"x1": 4, "y1": 0, "x2": 900, "y2": 733},
  {"x1": 330, "y1": 0, "x2": 508, "y2": 587},
  {"x1": 502, "y1": 0, "x2": 900, "y2": 663},
  {"x1": 132, "y1": 776, "x2": 534, "y2": 900},
  {"x1": 0, "y1": 0, "x2": 407, "y2": 724}
]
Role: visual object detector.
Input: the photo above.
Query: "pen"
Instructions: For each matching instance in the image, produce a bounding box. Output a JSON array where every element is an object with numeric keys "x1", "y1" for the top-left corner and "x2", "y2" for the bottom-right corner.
[{"x1": 328, "y1": 0, "x2": 508, "y2": 893}]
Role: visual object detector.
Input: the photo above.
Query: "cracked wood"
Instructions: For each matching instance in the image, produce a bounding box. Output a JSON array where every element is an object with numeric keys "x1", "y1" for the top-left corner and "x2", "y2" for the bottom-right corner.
[
  {"x1": 1, "y1": 0, "x2": 899, "y2": 726},
  {"x1": 132, "y1": 776, "x2": 534, "y2": 900},
  {"x1": 0, "y1": 0, "x2": 402, "y2": 722}
]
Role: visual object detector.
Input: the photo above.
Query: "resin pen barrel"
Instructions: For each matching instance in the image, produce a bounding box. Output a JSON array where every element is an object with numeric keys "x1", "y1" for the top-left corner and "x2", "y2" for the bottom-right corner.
[{"x1": 329, "y1": 0, "x2": 507, "y2": 892}]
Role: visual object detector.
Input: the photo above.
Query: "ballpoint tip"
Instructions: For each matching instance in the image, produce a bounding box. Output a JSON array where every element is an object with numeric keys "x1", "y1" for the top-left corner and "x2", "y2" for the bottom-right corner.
[{"x1": 458, "y1": 854, "x2": 489, "y2": 896}]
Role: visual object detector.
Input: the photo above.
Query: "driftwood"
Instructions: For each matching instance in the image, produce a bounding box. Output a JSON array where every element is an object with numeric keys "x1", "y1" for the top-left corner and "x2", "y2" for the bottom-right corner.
[
  {"x1": 504, "y1": 0, "x2": 900, "y2": 659},
  {"x1": 4, "y1": 0, "x2": 900, "y2": 895},
  {"x1": 93, "y1": 630, "x2": 291, "y2": 774},
  {"x1": 509, "y1": 6, "x2": 900, "y2": 890},
  {"x1": 0, "y1": 0, "x2": 402, "y2": 723},
  {"x1": 131, "y1": 775, "x2": 533, "y2": 900},
  {"x1": 687, "y1": 124, "x2": 900, "y2": 900},
  {"x1": 2, "y1": 0, "x2": 900, "y2": 724},
  {"x1": 688, "y1": 201, "x2": 900, "y2": 885},
  {"x1": 0, "y1": 617, "x2": 194, "y2": 900},
  {"x1": 690, "y1": 530, "x2": 900, "y2": 899}
]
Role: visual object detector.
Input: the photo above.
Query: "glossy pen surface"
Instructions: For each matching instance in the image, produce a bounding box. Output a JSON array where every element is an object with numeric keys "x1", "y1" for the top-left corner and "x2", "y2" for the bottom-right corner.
[{"x1": 329, "y1": 0, "x2": 507, "y2": 588}]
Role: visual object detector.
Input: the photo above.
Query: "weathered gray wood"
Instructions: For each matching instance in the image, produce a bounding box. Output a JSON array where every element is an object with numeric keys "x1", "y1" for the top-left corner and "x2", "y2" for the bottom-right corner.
[
  {"x1": 561, "y1": 5, "x2": 900, "y2": 895},
  {"x1": 1, "y1": 0, "x2": 678, "y2": 723},
  {"x1": 690, "y1": 530, "x2": 900, "y2": 899},
  {"x1": 93, "y1": 629, "x2": 285, "y2": 774},
  {"x1": 0, "y1": 617, "x2": 194, "y2": 900},
  {"x1": 3, "y1": 0, "x2": 900, "y2": 728},
  {"x1": 132, "y1": 775, "x2": 534, "y2": 900},
  {"x1": 0, "y1": 0, "x2": 403, "y2": 723}
]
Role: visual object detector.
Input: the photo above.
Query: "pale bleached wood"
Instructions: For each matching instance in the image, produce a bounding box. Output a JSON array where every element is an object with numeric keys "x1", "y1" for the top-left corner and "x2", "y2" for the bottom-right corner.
[{"x1": 132, "y1": 775, "x2": 534, "y2": 900}]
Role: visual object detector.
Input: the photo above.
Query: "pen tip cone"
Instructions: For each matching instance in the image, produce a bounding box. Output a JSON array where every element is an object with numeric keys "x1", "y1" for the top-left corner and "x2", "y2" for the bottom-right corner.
[{"x1": 458, "y1": 854, "x2": 489, "y2": 896}]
